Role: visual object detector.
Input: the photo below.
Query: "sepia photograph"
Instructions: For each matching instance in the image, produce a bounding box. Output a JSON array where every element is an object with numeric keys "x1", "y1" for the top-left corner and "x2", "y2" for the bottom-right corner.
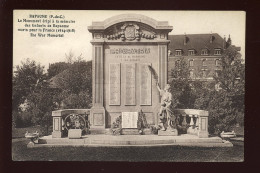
[{"x1": 12, "y1": 10, "x2": 245, "y2": 161}]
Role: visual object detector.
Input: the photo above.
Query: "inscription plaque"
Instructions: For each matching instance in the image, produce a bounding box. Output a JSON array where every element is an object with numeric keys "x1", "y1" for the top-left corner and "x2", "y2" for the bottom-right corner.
[
  {"x1": 109, "y1": 63, "x2": 121, "y2": 105},
  {"x1": 140, "y1": 63, "x2": 152, "y2": 105},
  {"x1": 122, "y1": 112, "x2": 138, "y2": 128},
  {"x1": 125, "y1": 63, "x2": 136, "y2": 105}
]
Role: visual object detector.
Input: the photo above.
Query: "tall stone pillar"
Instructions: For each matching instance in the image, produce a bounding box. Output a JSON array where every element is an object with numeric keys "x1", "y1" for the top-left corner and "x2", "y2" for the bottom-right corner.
[
  {"x1": 90, "y1": 41, "x2": 105, "y2": 129},
  {"x1": 198, "y1": 112, "x2": 209, "y2": 138},
  {"x1": 158, "y1": 43, "x2": 168, "y2": 90}
]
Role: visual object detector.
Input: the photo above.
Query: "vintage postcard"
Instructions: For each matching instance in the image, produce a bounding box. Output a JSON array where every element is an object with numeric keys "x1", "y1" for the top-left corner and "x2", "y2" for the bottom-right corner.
[{"x1": 12, "y1": 10, "x2": 245, "y2": 161}]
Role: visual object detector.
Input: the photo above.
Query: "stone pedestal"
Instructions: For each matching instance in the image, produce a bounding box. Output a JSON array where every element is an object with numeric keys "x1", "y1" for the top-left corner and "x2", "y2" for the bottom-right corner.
[
  {"x1": 158, "y1": 129, "x2": 178, "y2": 136},
  {"x1": 174, "y1": 109, "x2": 209, "y2": 138},
  {"x1": 68, "y1": 129, "x2": 82, "y2": 139},
  {"x1": 51, "y1": 109, "x2": 90, "y2": 138},
  {"x1": 52, "y1": 131, "x2": 62, "y2": 138},
  {"x1": 52, "y1": 114, "x2": 63, "y2": 138},
  {"x1": 90, "y1": 107, "x2": 105, "y2": 128},
  {"x1": 198, "y1": 113, "x2": 209, "y2": 138}
]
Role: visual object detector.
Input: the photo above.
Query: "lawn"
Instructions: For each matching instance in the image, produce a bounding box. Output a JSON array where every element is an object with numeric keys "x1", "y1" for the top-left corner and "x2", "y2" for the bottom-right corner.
[
  {"x1": 12, "y1": 139, "x2": 244, "y2": 161},
  {"x1": 12, "y1": 126, "x2": 244, "y2": 162}
]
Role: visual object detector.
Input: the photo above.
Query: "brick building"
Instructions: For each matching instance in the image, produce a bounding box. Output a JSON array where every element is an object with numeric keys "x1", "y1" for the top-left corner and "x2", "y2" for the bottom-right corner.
[{"x1": 167, "y1": 33, "x2": 241, "y2": 81}]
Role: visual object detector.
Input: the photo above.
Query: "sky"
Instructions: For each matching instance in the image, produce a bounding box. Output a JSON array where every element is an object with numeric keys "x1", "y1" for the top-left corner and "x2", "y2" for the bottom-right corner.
[{"x1": 13, "y1": 10, "x2": 245, "y2": 71}]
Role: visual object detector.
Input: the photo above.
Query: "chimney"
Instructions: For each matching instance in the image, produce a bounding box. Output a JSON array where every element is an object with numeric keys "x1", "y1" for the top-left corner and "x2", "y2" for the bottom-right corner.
[
  {"x1": 184, "y1": 33, "x2": 188, "y2": 45},
  {"x1": 223, "y1": 35, "x2": 227, "y2": 49},
  {"x1": 227, "y1": 34, "x2": 232, "y2": 47},
  {"x1": 210, "y1": 32, "x2": 214, "y2": 43}
]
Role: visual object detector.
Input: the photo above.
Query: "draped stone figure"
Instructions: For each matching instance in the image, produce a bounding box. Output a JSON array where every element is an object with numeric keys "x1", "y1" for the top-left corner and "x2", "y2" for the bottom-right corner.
[{"x1": 156, "y1": 83, "x2": 177, "y2": 131}]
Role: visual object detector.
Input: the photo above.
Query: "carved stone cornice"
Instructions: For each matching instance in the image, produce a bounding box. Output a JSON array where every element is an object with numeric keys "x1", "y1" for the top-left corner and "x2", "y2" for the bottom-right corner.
[{"x1": 88, "y1": 14, "x2": 173, "y2": 42}]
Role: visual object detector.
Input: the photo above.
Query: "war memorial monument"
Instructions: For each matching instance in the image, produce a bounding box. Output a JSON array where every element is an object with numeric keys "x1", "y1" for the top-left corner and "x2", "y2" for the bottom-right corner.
[{"x1": 32, "y1": 14, "x2": 232, "y2": 147}]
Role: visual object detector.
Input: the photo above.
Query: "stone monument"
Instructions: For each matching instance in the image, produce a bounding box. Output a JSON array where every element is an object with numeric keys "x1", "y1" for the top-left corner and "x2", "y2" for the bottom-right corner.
[
  {"x1": 88, "y1": 14, "x2": 173, "y2": 131},
  {"x1": 51, "y1": 14, "x2": 210, "y2": 139}
]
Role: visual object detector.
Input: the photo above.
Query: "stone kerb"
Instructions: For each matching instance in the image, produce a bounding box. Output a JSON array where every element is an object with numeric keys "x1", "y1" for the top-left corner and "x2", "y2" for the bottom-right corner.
[{"x1": 52, "y1": 109, "x2": 90, "y2": 138}]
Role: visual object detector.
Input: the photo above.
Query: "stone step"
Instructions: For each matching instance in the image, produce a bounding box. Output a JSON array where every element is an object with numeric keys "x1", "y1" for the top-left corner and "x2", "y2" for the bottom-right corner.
[
  {"x1": 158, "y1": 129, "x2": 178, "y2": 136},
  {"x1": 38, "y1": 135, "x2": 224, "y2": 146},
  {"x1": 38, "y1": 138, "x2": 85, "y2": 145},
  {"x1": 89, "y1": 128, "x2": 111, "y2": 135},
  {"x1": 35, "y1": 140, "x2": 233, "y2": 148},
  {"x1": 175, "y1": 137, "x2": 223, "y2": 143},
  {"x1": 89, "y1": 128, "x2": 154, "y2": 135},
  {"x1": 121, "y1": 129, "x2": 153, "y2": 135}
]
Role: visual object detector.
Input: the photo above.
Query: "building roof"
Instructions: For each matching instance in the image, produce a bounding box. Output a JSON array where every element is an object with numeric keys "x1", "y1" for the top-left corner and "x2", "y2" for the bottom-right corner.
[{"x1": 168, "y1": 33, "x2": 226, "y2": 56}]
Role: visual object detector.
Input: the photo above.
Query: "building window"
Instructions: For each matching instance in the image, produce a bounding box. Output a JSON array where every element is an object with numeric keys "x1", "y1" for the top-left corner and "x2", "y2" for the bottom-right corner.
[
  {"x1": 214, "y1": 49, "x2": 221, "y2": 55},
  {"x1": 175, "y1": 50, "x2": 182, "y2": 56},
  {"x1": 188, "y1": 50, "x2": 195, "y2": 56},
  {"x1": 201, "y1": 49, "x2": 208, "y2": 55},
  {"x1": 189, "y1": 59, "x2": 194, "y2": 67},
  {"x1": 215, "y1": 59, "x2": 220, "y2": 66},
  {"x1": 215, "y1": 70, "x2": 221, "y2": 77},
  {"x1": 175, "y1": 60, "x2": 180, "y2": 67},
  {"x1": 189, "y1": 70, "x2": 194, "y2": 78},
  {"x1": 202, "y1": 69, "x2": 207, "y2": 78},
  {"x1": 202, "y1": 59, "x2": 207, "y2": 66}
]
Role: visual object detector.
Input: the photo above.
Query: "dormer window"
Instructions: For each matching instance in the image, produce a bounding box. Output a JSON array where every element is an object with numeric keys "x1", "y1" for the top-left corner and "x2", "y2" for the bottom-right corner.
[
  {"x1": 201, "y1": 49, "x2": 208, "y2": 55},
  {"x1": 214, "y1": 49, "x2": 221, "y2": 55},
  {"x1": 175, "y1": 50, "x2": 182, "y2": 56},
  {"x1": 188, "y1": 50, "x2": 195, "y2": 56}
]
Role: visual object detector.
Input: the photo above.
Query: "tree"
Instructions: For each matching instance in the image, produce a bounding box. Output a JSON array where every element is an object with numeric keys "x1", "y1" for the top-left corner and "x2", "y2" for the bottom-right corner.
[
  {"x1": 12, "y1": 54, "x2": 93, "y2": 128},
  {"x1": 12, "y1": 59, "x2": 46, "y2": 127},
  {"x1": 25, "y1": 83, "x2": 55, "y2": 125},
  {"x1": 194, "y1": 46, "x2": 245, "y2": 133},
  {"x1": 50, "y1": 60, "x2": 92, "y2": 109},
  {"x1": 170, "y1": 57, "x2": 201, "y2": 109},
  {"x1": 12, "y1": 59, "x2": 45, "y2": 110},
  {"x1": 47, "y1": 62, "x2": 70, "y2": 79},
  {"x1": 169, "y1": 47, "x2": 244, "y2": 134},
  {"x1": 210, "y1": 46, "x2": 245, "y2": 132}
]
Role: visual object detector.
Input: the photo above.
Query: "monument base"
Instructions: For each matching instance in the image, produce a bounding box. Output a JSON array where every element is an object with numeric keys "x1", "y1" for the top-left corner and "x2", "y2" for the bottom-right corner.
[
  {"x1": 187, "y1": 127, "x2": 198, "y2": 135},
  {"x1": 198, "y1": 131, "x2": 209, "y2": 138},
  {"x1": 52, "y1": 131, "x2": 62, "y2": 138},
  {"x1": 68, "y1": 129, "x2": 82, "y2": 139},
  {"x1": 158, "y1": 129, "x2": 178, "y2": 136},
  {"x1": 121, "y1": 128, "x2": 153, "y2": 135},
  {"x1": 37, "y1": 134, "x2": 233, "y2": 147},
  {"x1": 90, "y1": 106, "x2": 105, "y2": 129}
]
